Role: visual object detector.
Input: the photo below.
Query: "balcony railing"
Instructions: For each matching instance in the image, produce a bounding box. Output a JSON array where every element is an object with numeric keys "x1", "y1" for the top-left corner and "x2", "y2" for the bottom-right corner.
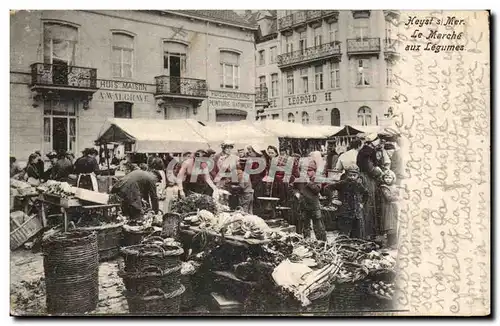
[
  {"x1": 384, "y1": 38, "x2": 400, "y2": 53},
  {"x1": 346, "y1": 38, "x2": 381, "y2": 54},
  {"x1": 155, "y1": 75, "x2": 208, "y2": 98},
  {"x1": 31, "y1": 63, "x2": 97, "y2": 89},
  {"x1": 277, "y1": 42, "x2": 341, "y2": 67},
  {"x1": 255, "y1": 86, "x2": 268, "y2": 104},
  {"x1": 278, "y1": 10, "x2": 339, "y2": 31}
]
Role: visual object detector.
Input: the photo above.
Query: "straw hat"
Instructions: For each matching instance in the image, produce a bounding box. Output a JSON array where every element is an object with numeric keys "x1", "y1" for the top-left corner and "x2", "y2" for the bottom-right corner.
[{"x1": 365, "y1": 133, "x2": 379, "y2": 143}]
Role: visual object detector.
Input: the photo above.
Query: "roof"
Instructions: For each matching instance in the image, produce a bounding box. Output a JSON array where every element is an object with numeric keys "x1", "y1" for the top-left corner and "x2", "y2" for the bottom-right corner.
[
  {"x1": 166, "y1": 10, "x2": 258, "y2": 30},
  {"x1": 95, "y1": 118, "x2": 210, "y2": 153}
]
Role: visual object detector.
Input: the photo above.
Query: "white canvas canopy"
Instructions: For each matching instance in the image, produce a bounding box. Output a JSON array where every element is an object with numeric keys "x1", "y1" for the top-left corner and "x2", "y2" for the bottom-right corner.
[
  {"x1": 95, "y1": 118, "x2": 210, "y2": 153},
  {"x1": 200, "y1": 121, "x2": 279, "y2": 150},
  {"x1": 254, "y1": 120, "x2": 341, "y2": 139}
]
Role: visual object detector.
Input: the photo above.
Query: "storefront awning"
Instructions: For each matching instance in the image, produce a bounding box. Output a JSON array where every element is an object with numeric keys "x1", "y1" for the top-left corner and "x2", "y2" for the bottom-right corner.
[
  {"x1": 254, "y1": 120, "x2": 341, "y2": 139},
  {"x1": 328, "y1": 125, "x2": 386, "y2": 138},
  {"x1": 95, "y1": 118, "x2": 210, "y2": 153}
]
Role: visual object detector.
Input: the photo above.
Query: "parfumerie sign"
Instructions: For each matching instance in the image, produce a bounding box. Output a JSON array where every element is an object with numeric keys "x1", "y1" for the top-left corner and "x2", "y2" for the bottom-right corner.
[
  {"x1": 209, "y1": 90, "x2": 253, "y2": 110},
  {"x1": 96, "y1": 80, "x2": 152, "y2": 103}
]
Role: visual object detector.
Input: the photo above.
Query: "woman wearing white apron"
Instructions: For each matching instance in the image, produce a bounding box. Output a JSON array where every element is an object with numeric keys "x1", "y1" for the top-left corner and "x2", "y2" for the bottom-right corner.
[
  {"x1": 149, "y1": 157, "x2": 169, "y2": 213},
  {"x1": 74, "y1": 148, "x2": 99, "y2": 191}
]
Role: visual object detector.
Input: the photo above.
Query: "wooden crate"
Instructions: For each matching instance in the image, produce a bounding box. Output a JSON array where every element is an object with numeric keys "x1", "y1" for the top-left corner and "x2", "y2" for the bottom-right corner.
[{"x1": 10, "y1": 214, "x2": 43, "y2": 250}]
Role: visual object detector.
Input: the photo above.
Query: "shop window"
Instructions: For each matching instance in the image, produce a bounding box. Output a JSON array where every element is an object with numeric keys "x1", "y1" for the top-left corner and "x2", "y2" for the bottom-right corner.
[
  {"x1": 114, "y1": 102, "x2": 132, "y2": 119},
  {"x1": 302, "y1": 111, "x2": 310, "y2": 125},
  {"x1": 287, "y1": 113, "x2": 295, "y2": 123},
  {"x1": 43, "y1": 98, "x2": 78, "y2": 154}
]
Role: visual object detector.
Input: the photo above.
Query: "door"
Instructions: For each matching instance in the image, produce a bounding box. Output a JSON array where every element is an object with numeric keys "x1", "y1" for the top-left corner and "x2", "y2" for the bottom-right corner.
[
  {"x1": 331, "y1": 108, "x2": 341, "y2": 126},
  {"x1": 169, "y1": 56, "x2": 181, "y2": 94},
  {"x1": 52, "y1": 118, "x2": 68, "y2": 152}
]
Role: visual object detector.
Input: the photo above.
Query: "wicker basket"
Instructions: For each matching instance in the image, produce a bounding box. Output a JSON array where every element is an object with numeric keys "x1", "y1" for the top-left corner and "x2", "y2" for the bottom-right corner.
[
  {"x1": 125, "y1": 285, "x2": 185, "y2": 315},
  {"x1": 363, "y1": 284, "x2": 394, "y2": 310},
  {"x1": 77, "y1": 222, "x2": 124, "y2": 261},
  {"x1": 120, "y1": 243, "x2": 184, "y2": 273},
  {"x1": 42, "y1": 230, "x2": 99, "y2": 314},
  {"x1": 330, "y1": 262, "x2": 369, "y2": 312},
  {"x1": 122, "y1": 224, "x2": 159, "y2": 247},
  {"x1": 162, "y1": 212, "x2": 183, "y2": 239},
  {"x1": 119, "y1": 264, "x2": 182, "y2": 296},
  {"x1": 10, "y1": 214, "x2": 43, "y2": 250},
  {"x1": 180, "y1": 274, "x2": 195, "y2": 311}
]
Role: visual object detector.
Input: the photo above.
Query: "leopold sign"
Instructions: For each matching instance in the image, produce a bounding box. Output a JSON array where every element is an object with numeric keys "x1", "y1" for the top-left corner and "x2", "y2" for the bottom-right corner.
[{"x1": 287, "y1": 94, "x2": 317, "y2": 106}]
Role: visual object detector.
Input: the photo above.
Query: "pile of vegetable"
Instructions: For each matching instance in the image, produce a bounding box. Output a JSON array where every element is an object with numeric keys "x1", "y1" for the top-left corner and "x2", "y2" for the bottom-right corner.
[
  {"x1": 37, "y1": 180, "x2": 76, "y2": 198},
  {"x1": 171, "y1": 193, "x2": 217, "y2": 215},
  {"x1": 183, "y1": 209, "x2": 272, "y2": 240},
  {"x1": 358, "y1": 250, "x2": 396, "y2": 271},
  {"x1": 369, "y1": 280, "x2": 395, "y2": 300},
  {"x1": 10, "y1": 179, "x2": 39, "y2": 197}
]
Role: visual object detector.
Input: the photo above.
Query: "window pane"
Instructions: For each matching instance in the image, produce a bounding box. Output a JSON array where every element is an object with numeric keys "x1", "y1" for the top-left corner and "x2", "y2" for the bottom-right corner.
[
  {"x1": 113, "y1": 33, "x2": 134, "y2": 49},
  {"x1": 114, "y1": 102, "x2": 132, "y2": 118},
  {"x1": 163, "y1": 41, "x2": 187, "y2": 54},
  {"x1": 122, "y1": 50, "x2": 132, "y2": 64},
  {"x1": 220, "y1": 63, "x2": 224, "y2": 86},
  {"x1": 123, "y1": 64, "x2": 132, "y2": 78},
  {"x1": 315, "y1": 65, "x2": 323, "y2": 73},
  {"x1": 44, "y1": 118, "x2": 51, "y2": 143},
  {"x1": 69, "y1": 119, "x2": 76, "y2": 152},
  {"x1": 220, "y1": 51, "x2": 239, "y2": 65}
]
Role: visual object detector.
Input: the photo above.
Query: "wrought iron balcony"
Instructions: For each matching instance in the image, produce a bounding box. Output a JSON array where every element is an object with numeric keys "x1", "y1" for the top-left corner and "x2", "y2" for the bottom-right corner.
[
  {"x1": 384, "y1": 10, "x2": 401, "y2": 20},
  {"x1": 255, "y1": 86, "x2": 269, "y2": 106},
  {"x1": 277, "y1": 42, "x2": 341, "y2": 68},
  {"x1": 278, "y1": 10, "x2": 339, "y2": 31},
  {"x1": 346, "y1": 38, "x2": 381, "y2": 58},
  {"x1": 154, "y1": 75, "x2": 208, "y2": 99},
  {"x1": 384, "y1": 38, "x2": 401, "y2": 60},
  {"x1": 31, "y1": 63, "x2": 98, "y2": 90}
]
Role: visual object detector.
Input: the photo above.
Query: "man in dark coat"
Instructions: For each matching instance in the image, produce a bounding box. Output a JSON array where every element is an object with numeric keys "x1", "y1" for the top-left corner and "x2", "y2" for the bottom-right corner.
[
  {"x1": 47, "y1": 150, "x2": 73, "y2": 181},
  {"x1": 111, "y1": 169, "x2": 160, "y2": 221}
]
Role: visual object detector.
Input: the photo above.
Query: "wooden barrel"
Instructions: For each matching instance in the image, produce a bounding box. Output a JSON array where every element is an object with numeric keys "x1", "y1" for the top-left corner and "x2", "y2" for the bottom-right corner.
[{"x1": 42, "y1": 230, "x2": 99, "y2": 315}]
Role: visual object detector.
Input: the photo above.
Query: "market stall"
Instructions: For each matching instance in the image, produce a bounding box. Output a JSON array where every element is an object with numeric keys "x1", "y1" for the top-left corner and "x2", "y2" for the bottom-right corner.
[{"x1": 95, "y1": 118, "x2": 211, "y2": 153}]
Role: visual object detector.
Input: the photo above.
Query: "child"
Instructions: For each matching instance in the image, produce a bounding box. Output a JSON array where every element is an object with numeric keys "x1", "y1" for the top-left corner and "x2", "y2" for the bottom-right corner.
[
  {"x1": 328, "y1": 165, "x2": 369, "y2": 239},
  {"x1": 379, "y1": 170, "x2": 400, "y2": 248},
  {"x1": 294, "y1": 159, "x2": 327, "y2": 242}
]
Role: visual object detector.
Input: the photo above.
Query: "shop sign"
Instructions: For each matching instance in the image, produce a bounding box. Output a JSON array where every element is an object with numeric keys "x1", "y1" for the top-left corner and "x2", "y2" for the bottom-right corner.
[
  {"x1": 96, "y1": 91, "x2": 151, "y2": 103},
  {"x1": 209, "y1": 99, "x2": 253, "y2": 110},
  {"x1": 209, "y1": 90, "x2": 253, "y2": 101},
  {"x1": 98, "y1": 80, "x2": 149, "y2": 92},
  {"x1": 287, "y1": 94, "x2": 317, "y2": 106}
]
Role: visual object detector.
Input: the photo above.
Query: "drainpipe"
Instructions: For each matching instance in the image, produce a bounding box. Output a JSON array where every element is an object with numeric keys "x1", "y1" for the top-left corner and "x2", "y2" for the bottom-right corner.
[{"x1": 206, "y1": 21, "x2": 209, "y2": 122}]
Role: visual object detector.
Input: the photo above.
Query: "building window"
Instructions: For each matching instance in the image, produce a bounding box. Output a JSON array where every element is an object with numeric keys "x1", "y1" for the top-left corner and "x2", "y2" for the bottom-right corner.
[
  {"x1": 329, "y1": 22, "x2": 339, "y2": 43},
  {"x1": 259, "y1": 76, "x2": 266, "y2": 88},
  {"x1": 385, "y1": 20, "x2": 394, "y2": 41},
  {"x1": 285, "y1": 35, "x2": 293, "y2": 53},
  {"x1": 287, "y1": 113, "x2": 295, "y2": 123},
  {"x1": 271, "y1": 73, "x2": 279, "y2": 97},
  {"x1": 376, "y1": 115, "x2": 379, "y2": 126},
  {"x1": 356, "y1": 59, "x2": 371, "y2": 86},
  {"x1": 301, "y1": 68, "x2": 309, "y2": 93},
  {"x1": 299, "y1": 31, "x2": 308, "y2": 53},
  {"x1": 331, "y1": 108, "x2": 341, "y2": 126},
  {"x1": 163, "y1": 41, "x2": 187, "y2": 77},
  {"x1": 357, "y1": 106, "x2": 372, "y2": 126},
  {"x1": 314, "y1": 65, "x2": 323, "y2": 91},
  {"x1": 114, "y1": 102, "x2": 132, "y2": 118},
  {"x1": 286, "y1": 71, "x2": 294, "y2": 95},
  {"x1": 260, "y1": 115, "x2": 267, "y2": 121},
  {"x1": 43, "y1": 22, "x2": 78, "y2": 66},
  {"x1": 43, "y1": 98, "x2": 78, "y2": 154},
  {"x1": 314, "y1": 27, "x2": 323, "y2": 47},
  {"x1": 258, "y1": 50, "x2": 265, "y2": 65},
  {"x1": 220, "y1": 50, "x2": 240, "y2": 89},
  {"x1": 272, "y1": 114, "x2": 279, "y2": 120},
  {"x1": 112, "y1": 32, "x2": 134, "y2": 78},
  {"x1": 302, "y1": 111, "x2": 310, "y2": 124},
  {"x1": 315, "y1": 109, "x2": 324, "y2": 124},
  {"x1": 354, "y1": 18, "x2": 369, "y2": 39},
  {"x1": 270, "y1": 46, "x2": 277, "y2": 63},
  {"x1": 386, "y1": 63, "x2": 393, "y2": 86},
  {"x1": 330, "y1": 62, "x2": 340, "y2": 89}
]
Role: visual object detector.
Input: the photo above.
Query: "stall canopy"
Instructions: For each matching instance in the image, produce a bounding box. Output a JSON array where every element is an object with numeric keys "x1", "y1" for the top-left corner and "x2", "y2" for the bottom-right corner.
[
  {"x1": 328, "y1": 125, "x2": 385, "y2": 138},
  {"x1": 254, "y1": 120, "x2": 342, "y2": 139},
  {"x1": 95, "y1": 118, "x2": 210, "y2": 153},
  {"x1": 200, "y1": 121, "x2": 279, "y2": 150}
]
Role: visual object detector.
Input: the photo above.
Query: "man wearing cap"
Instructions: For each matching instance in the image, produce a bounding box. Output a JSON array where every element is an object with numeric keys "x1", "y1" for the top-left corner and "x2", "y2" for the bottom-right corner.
[
  {"x1": 111, "y1": 169, "x2": 160, "y2": 221},
  {"x1": 327, "y1": 165, "x2": 369, "y2": 239},
  {"x1": 293, "y1": 159, "x2": 327, "y2": 242}
]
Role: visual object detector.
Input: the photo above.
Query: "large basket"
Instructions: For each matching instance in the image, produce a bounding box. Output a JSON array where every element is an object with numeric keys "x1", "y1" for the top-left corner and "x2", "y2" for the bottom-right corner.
[
  {"x1": 77, "y1": 222, "x2": 124, "y2": 261},
  {"x1": 120, "y1": 243, "x2": 184, "y2": 273},
  {"x1": 362, "y1": 283, "x2": 394, "y2": 311},
  {"x1": 122, "y1": 224, "x2": 159, "y2": 247},
  {"x1": 119, "y1": 264, "x2": 182, "y2": 296},
  {"x1": 42, "y1": 230, "x2": 99, "y2": 315},
  {"x1": 162, "y1": 212, "x2": 183, "y2": 239},
  {"x1": 10, "y1": 214, "x2": 43, "y2": 251},
  {"x1": 330, "y1": 262, "x2": 369, "y2": 312},
  {"x1": 125, "y1": 285, "x2": 185, "y2": 315}
]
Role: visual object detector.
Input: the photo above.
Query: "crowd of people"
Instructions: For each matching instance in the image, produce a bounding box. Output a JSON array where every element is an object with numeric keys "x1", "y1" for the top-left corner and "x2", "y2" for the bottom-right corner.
[{"x1": 10, "y1": 131, "x2": 403, "y2": 247}]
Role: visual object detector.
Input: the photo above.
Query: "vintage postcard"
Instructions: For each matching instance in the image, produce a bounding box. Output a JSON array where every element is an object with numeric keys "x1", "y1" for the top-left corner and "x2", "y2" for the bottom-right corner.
[{"x1": 9, "y1": 9, "x2": 490, "y2": 316}]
